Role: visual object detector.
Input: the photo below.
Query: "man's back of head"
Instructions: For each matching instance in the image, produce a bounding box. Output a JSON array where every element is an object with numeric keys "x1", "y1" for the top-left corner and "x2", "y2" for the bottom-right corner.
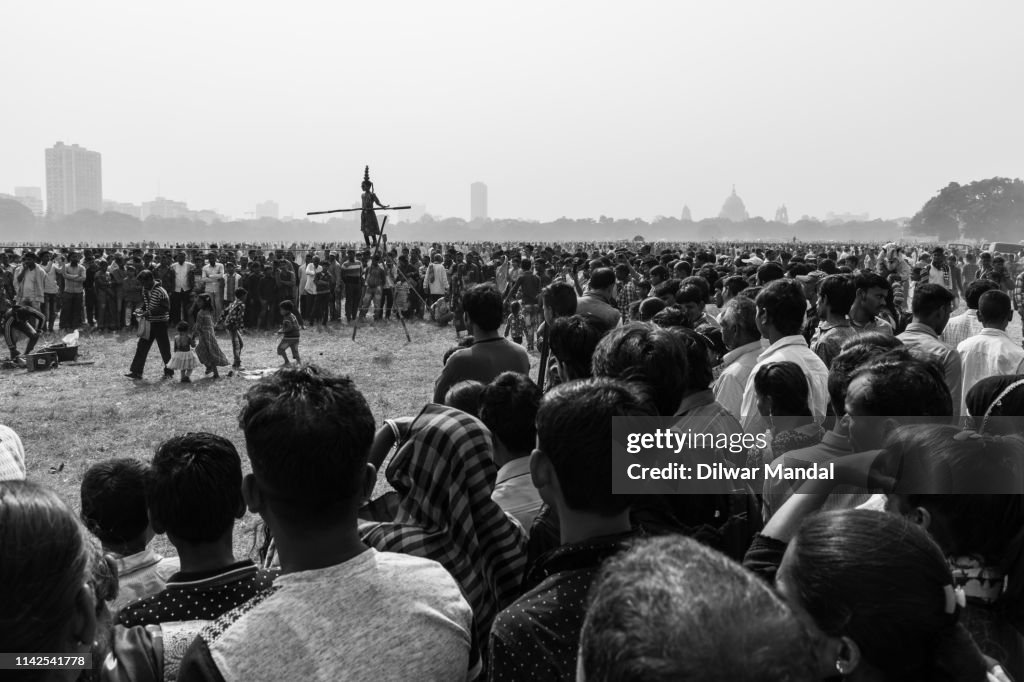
[
  {"x1": 592, "y1": 322, "x2": 688, "y2": 416},
  {"x1": 578, "y1": 535, "x2": 816, "y2": 682},
  {"x1": 479, "y1": 372, "x2": 541, "y2": 457},
  {"x1": 978, "y1": 290, "x2": 1013, "y2": 330},
  {"x1": 462, "y1": 283, "x2": 503, "y2": 333}
]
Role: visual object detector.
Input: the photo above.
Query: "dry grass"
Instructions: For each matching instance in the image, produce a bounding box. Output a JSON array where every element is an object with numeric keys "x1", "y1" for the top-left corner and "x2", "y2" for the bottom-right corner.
[{"x1": 1, "y1": 319, "x2": 539, "y2": 559}]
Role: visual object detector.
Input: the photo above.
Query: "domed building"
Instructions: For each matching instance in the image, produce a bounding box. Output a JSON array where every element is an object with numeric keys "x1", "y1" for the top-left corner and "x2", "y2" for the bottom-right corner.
[{"x1": 719, "y1": 186, "x2": 749, "y2": 222}]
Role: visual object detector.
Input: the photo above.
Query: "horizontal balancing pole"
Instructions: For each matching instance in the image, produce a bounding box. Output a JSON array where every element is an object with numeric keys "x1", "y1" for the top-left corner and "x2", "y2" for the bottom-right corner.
[{"x1": 306, "y1": 205, "x2": 412, "y2": 216}]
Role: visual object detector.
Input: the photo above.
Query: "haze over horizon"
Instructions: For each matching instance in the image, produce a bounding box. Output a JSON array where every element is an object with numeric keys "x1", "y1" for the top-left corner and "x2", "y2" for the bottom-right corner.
[{"x1": 3, "y1": 0, "x2": 1023, "y2": 223}]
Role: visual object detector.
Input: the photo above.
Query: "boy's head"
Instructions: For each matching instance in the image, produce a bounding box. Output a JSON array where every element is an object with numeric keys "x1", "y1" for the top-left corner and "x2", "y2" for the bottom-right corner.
[
  {"x1": 238, "y1": 366, "x2": 375, "y2": 529},
  {"x1": 978, "y1": 290, "x2": 1013, "y2": 329},
  {"x1": 234, "y1": 287, "x2": 247, "y2": 300},
  {"x1": 510, "y1": 300, "x2": 522, "y2": 315},
  {"x1": 80, "y1": 458, "x2": 151, "y2": 551},
  {"x1": 279, "y1": 299, "x2": 294, "y2": 313},
  {"x1": 462, "y1": 283, "x2": 503, "y2": 332},
  {"x1": 549, "y1": 314, "x2": 609, "y2": 381},
  {"x1": 176, "y1": 321, "x2": 190, "y2": 332},
  {"x1": 146, "y1": 433, "x2": 244, "y2": 545},
  {"x1": 533, "y1": 378, "x2": 655, "y2": 516},
  {"x1": 443, "y1": 380, "x2": 486, "y2": 415},
  {"x1": 479, "y1": 372, "x2": 542, "y2": 458}
]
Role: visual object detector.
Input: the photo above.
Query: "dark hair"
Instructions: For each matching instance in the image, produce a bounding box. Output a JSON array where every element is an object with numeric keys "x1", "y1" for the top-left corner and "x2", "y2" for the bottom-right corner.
[
  {"x1": 234, "y1": 287, "x2": 247, "y2": 300},
  {"x1": 855, "y1": 271, "x2": 891, "y2": 293},
  {"x1": 756, "y1": 262, "x2": 785, "y2": 285},
  {"x1": 146, "y1": 433, "x2": 243, "y2": 544},
  {"x1": 478, "y1": 372, "x2": 542, "y2": 453},
  {"x1": 176, "y1": 321, "x2": 190, "y2": 332},
  {"x1": 680, "y1": 275, "x2": 711, "y2": 303},
  {"x1": 978, "y1": 290, "x2": 1012, "y2": 324},
  {"x1": 80, "y1": 458, "x2": 149, "y2": 546},
  {"x1": 589, "y1": 267, "x2": 617, "y2": 291},
  {"x1": 536, "y1": 378, "x2": 655, "y2": 514},
  {"x1": 462, "y1": 283, "x2": 503, "y2": 331},
  {"x1": 964, "y1": 279, "x2": 998, "y2": 309},
  {"x1": 443, "y1": 380, "x2": 486, "y2": 415},
  {"x1": 0, "y1": 481, "x2": 100, "y2": 658},
  {"x1": 238, "y1": 366, "x2": 375, "y2": 523},
  {"x1": 637, "y1": 297, "x2": 666, "y2": 321},
  {"x1": 670, "y1": 327, "x2": 714, "y2": 391},
  {"x1": 828, "y1": 344, "x2": 894, "y2": 416},
  {"x1": 753, "y1": 361, "x2": 812, "y2": 417},
  {"x1": 911, "y1": 283, "x2": 955, "y2": 318},
  {"x1": 137, "y1": 269, "x2": 154, "y2": 285},
  {"x1": 722, "y1": 275, "x2": 749, "y2": 298},
  {"x1": 650, "y1": 307, "x2": 689, "y2": 329},
  {"x1": 279, "y1": 299, "x2": 294, "y2": 312},
  {"x1": 676, "y1": 284, "x2": 705, "y2": 306},
  {"x1": 592, "y1": 323, "x2": 688, "y2": 416},
  {"x1": 785, "y1": 510, "x2": 988, "y2": 682},
  {"x1": 580, "y1": 535, "x2": 816, "y2": 682},
  {"x1": 649, "y1": 264, "x2": 670, "y2": 281},
  {"x1": 755, "y1": 279, "x2": 806, "y2": 336},
  {"x1": 818, "y1": 274, "x2": 856, "y2": 316},
  {"x1": 849, "y1": 349, "x2": 952, "y2": 417},
  {"x1": 549, "y1": 314, "x2": 609, "y2": 380},
  {"x1": 839, "y1": 330, "x2": 902, "y2": 353},
  {"x1": 540, "y1": 281, "x2": 578, "y2": 317}
]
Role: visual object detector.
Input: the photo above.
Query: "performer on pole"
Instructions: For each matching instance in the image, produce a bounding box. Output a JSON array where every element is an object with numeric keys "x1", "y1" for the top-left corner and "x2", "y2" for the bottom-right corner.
[{"x1": 361, "y1": 166, "x2": 388, "y2": 248}]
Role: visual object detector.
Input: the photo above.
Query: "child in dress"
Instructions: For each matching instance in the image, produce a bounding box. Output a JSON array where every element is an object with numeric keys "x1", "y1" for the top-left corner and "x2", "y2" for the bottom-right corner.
[
  {"x1": 276, "y1": 299, "x2": 301, "y2": 366},
  {"x1": 168, "y1": 321, "x2": 201, "y2": 383},
  {"x1": 191, "y1": 293, "x2": 230, "y2": 379},
  {"x1": 504, "y1": 300, "x2": 526, "y2": 346}
]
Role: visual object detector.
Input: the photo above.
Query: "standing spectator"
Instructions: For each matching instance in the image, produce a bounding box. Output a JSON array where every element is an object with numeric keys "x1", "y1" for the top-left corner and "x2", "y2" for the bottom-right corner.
[
  {"x1": 986, "y1": 256, "x2": 1015, "y2": 294},
  {"x1": 83, "y1": 252, "x2": 98, "y2": 328},
  {"x1": 751, "y1": 361, "x2": 824, "y2": 464},
  {"x1": 505, "y1": 258, "x2": 542, "y2": 350},
  {"x1": 39, "y1": 251, "x2": 60, "y2": 332},
  {"x1": 177, "y1": 368, "x2": 476, "y2": 681},
  {"x1": 614, "y1": 263, "x2": 641, "y2": 323},
  {"x1": 126, "y1": 270, "x2": 174, "y2": 381},
  {"x1": 957, "y1": 290, "x2": 1024, "y2": 416},
  {"x1": 714, "y1": 296, "x2": 763, "y2": 419},
  {"x1": 433, "y1": 284, "x2": 530, "y2": 403},
  {"x1": 739, "y1": 279, "x2": 830, "y2": 431},
  {"x1": 849, "y1": 272, "x2": 894, "y2": 335},
  {"x1": 93, "y1": 260, "x2": 115, "y2": 331},
  {"x1": 221, "y1": 260, "x2": 241, "y2": 327},
  {"x1": 489, "y1": 379, "x2": 654, "y2": 681},
  {"x1": 927, "y1": 246, "x2": 964, "y2": 303},
  {"x1": 961, "y1": 251, "x2": 980, "y2": 284},
  {"x1": 14, "y1": 251, "x2": 45, "y2": 313},
  {"x1": 575, "y1": 267, "x2": 622, "y2": 331},
  {"x1": 341, "y1": 250, "x2": 363, "y2": 322},
  {"x1": 122, "y1": 265, "x2": 143, "y2": 330},
  {"x1": 170, "y1": 251, "x2": 196, "y2": 325},
  {"x1": 110, "y1": 255, "x2": 127, "y2": 329},
  {"x1": 897, "y1": 283, "x2": 962, "y2": 415},
  {"x1": 201, "y1": 253, "x2": 225, "y2": 321},
  {"x1": 810, "y1": 274, "x2": 858, "y2": 370},
  {"x1": 943, "y1": 279, "x2": 997, "y2": 348},
  {"x1": 257, "y1": 264, "x2": 278, "y2": 330},
  {"x1": 56, "y1": 251, "x2": 86, "y2": 331},
  {"x1": 426, "y1": 253, "x2": 449, "y2": 307}
]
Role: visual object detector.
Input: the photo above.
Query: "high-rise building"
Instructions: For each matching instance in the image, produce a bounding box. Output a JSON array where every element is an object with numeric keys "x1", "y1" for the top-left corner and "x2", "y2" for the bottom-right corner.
[
  {"x1": 45, "y1": 142, "x2": 102, "y2": 216},
  {"x1": 470, "y1": 182, "x2": 488, "y2": 221},
  {"x1": 255, "y1": 200, "x2": 279, "y2": 219},
  {"x1": 14, "y1": 187, "x2": 44, "y2": 216}
]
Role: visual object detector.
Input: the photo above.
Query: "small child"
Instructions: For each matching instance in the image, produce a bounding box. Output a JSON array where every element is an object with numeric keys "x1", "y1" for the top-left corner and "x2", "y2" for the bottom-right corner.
[
  {"x1": 168, "y1": 320, "x2": 201, "y2": 383},
  {"x1": 504, "y1": 300, "x2": 526, "y2": 346},
  {"x1": 221, "y1": 287, "x2": 247, "y2": 370},
  {"x1": 276, "y1": 299, "x2": 301, "y2": 366},
  {"x1": 393, "y1": 279, "x2": 410, "y2": 320},
  {"x1": 80, "y1": 458, "x2": 179, "y2": 611},
  {"x1": 431, "y1": 296, "x2": 454, "y2": 327}
]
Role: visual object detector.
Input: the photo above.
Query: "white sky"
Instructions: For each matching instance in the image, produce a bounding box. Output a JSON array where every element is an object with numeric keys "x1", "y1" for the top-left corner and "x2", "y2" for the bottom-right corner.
[{"x1": 2, "y1": 0, "x2": 1023, "y2": 222}]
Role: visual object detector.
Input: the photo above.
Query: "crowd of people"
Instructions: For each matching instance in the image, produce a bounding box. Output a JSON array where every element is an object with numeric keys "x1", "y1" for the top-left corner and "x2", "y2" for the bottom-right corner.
[{"x1": 3, "y1": 237, "x2": 1024, "y2": 680}]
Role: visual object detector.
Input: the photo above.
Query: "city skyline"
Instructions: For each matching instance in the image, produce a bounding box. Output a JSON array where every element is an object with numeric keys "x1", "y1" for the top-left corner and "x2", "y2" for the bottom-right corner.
[{"x1": 3, "y1": 2, "x2": 1021, "y2": 224}]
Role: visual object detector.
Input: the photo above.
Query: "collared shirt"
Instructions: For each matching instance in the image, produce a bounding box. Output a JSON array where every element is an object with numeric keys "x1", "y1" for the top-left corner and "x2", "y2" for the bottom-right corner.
[
  {"x1": 957, "y1": 329, "x2": 1024, "y2": 416},
  {"x1": 898, "y1": 321, "x2": 963, "y2": 415},
  {"x1": 674, "y1": 389, "x2": 746, "y2": 468},
  {"x1": 117, "y1": 560, "x2": 277, "y2": 628},
  {"x1": 713, "y1": 340, "x2": 763, "y2": 420},
  {"x1": 740, "y1": 335, "x2": 830, "y2": 432},
  {"x1": 850, "y1": 314, "x2": 894, "y2": 335},
  {"x1": 810, "y1": 320, "x2": 858, "y2": 369},
  {"x1": 942, "y1": 309, "x2": 983, "y2": 348},
  {"x1": 489, "y1": 532, "x2": 637, "y2": 682},
  {"x1": 14, "y1": 265, "x2": 46, "y2": 303},
  {"x1": 491, "y1": 458, "x2": 542, "y2": 531},
  {"x1": 111, "y1": 549, "x2": 181, "y2": 612},
  {"x1": 576, "y1": 291, "x2": 622, "y2": 330},
  {"x1": 616, "y1": 280, "x2": 641, "y2": 322},
  {"x1": 1015, "y1": 272, "x2": 1024, "y2": 313},
  {"x1": 171, "y1": 262, "x2": 194, "y2": 293}
]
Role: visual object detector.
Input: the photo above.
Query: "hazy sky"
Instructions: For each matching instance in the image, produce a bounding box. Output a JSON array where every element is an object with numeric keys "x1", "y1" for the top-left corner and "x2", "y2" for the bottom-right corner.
[{"x1": 3, "y1": 1, "x2": 1023, "y2": 222}]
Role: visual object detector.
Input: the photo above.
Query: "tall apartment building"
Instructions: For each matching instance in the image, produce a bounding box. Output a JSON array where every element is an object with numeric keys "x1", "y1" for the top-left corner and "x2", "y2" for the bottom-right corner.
[{"x1": 45, "y1": 142, "x2": 102, "y2": 216}]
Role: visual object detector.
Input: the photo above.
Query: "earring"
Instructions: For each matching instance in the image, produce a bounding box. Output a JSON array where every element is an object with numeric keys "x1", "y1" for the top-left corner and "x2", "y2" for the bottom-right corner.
[{"x1": 835, "y1": 659, "x2": 848, "y2": 676}]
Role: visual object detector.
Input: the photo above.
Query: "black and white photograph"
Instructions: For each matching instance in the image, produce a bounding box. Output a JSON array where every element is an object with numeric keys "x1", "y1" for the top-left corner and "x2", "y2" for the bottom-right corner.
[{"x1": 2, "y1": 1, "x2": 1024, "y2": 680}]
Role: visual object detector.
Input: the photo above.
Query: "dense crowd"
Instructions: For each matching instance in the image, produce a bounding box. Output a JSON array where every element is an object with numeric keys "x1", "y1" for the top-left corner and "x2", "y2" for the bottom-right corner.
[{"x1": 3, "y1": 237, "x2": 1024, "y2": 681}]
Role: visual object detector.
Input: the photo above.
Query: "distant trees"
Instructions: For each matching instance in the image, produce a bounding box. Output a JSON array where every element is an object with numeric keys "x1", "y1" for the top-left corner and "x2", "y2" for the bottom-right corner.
[
  {"x1": 909, "y1": 177, "x2": 1024, "y2": 241},
  {"x1": 0, "y1": 197, "x2": 36, "y2": 235}
]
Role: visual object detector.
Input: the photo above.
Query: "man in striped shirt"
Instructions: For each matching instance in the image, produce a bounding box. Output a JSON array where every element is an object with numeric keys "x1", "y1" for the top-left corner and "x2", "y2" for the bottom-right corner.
[{"x1": 126, "y1": 270, "x2": 174, "y2": 380}]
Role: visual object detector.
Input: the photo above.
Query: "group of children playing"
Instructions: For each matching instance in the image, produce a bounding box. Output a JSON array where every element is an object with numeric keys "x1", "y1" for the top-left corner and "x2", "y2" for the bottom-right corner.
[{"x1": 166, "y1": 288, "x2": 302, "y2": 383}]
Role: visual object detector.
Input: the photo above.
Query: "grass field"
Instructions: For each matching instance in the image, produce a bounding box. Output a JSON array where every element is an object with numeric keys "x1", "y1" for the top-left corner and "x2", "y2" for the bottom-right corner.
[{"x1": 1, "y1": 319, "x2": 539, "y2": 559}]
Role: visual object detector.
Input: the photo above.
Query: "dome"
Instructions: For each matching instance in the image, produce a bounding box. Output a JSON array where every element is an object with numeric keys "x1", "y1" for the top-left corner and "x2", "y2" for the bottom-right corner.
[{"x1": 719, "y1": 185, "x2": 749, "y2": 222}]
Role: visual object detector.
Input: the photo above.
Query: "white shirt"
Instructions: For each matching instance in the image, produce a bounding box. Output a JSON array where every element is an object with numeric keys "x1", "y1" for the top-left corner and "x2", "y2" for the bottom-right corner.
[
  {"x1": 956, "y1": 328, "x2": 1024, "y2": 416},
  {"x1": 171, "y1": 262, "x2": 193, "y2": 292},
  {"x1": 941, "y1": 309, "x2": 983, "y2": 348},
  {"x1": 202, "y1": 262, "x2": 225, "y2": 289},
  {"x1": 713, "y1": 340, "x2": 762, "y2": 420},
  {"x1": 739, "y1": 335, "x2": 830, "y2": 432}
]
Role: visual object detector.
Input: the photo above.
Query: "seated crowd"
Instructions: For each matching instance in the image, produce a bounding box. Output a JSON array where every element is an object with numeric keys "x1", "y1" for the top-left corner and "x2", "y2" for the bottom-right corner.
[{"x1": 5, "y1": 241, "x2": 1024, "y2": 681}]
